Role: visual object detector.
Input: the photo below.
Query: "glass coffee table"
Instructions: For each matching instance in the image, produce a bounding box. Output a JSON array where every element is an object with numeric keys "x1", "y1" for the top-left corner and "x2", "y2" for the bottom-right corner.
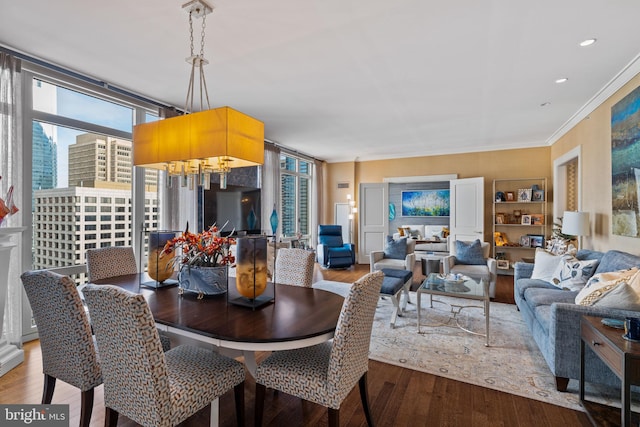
[{"x1": 417, "y1": 273, "x2": 490, "y2": 346}]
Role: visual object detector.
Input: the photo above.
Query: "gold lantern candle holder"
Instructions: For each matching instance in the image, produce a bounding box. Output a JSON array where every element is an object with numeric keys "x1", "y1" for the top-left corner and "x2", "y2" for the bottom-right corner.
[
  {"x1": 140, "y1": 230, "x2": 179, "y2": 289},
  {"x1": 228, "y1": 236, "x2": 274, "y2": 309}
]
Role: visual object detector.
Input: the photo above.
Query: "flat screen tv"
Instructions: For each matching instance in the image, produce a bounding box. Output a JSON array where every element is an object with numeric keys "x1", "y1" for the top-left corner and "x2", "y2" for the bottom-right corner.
[{"x1": 203, "y1": 184, "x2": 261, "y2": 235}]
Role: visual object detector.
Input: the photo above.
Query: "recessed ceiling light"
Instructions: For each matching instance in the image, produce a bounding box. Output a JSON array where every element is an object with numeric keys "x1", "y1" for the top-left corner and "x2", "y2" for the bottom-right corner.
[
  {"x1": 540, "y1": 102, "x2": 551, "y2": 107},
  {"x1": 580, "y1": 38, "x2": 597, "y2": 47},
  {"x1": 555, "y1": 78, "x2": 568, "y2": 84}
]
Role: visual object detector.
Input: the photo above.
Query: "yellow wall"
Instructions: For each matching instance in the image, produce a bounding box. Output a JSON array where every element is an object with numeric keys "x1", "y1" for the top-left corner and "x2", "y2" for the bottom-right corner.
[
  {"x1": 325, "y1": 147, "x2": 552, "y2": 245},
  {"x1": 551, "y1": 73, "x2": 640, "y2": 254},
  {"x1": 324, "y1": 72, "x2": 640, "y2": 256}
]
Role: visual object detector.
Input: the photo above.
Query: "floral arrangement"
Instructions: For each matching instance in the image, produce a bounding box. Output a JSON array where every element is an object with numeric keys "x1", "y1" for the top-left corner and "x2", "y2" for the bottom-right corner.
[
  {"x1": 162, "y1": 223, "x2": 235, "y2": 268},
  {"x1": 0, "y1": 176, "x2": 18, "y2": 226}
]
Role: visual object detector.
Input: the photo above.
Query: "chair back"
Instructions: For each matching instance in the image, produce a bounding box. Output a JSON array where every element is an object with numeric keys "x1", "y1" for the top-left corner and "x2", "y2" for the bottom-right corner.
[
  {"x1": 327, "y1": 271, "x2": 384, "y2": 400},
  {"x1": 450, "y1": 239, "x2": 491, "y2": 258},
  {"x1": 318, "y1": 225, "x2": 344, "y2": 247},
  {"x1": 275, "y1": 248, "x2": 315, "y2": 287},
  {"x1": 20, "y1": 270, "x2": 101, "y2": 391},
  {"x1": 83, "y1": 284, "x2": 170, "y2": 426},
  {"x1": 86, "y1": 246, "x2": 137, "y2": 282}
]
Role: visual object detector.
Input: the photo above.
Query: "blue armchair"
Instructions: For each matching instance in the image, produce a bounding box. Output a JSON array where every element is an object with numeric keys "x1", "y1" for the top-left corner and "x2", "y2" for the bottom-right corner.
[{"x1": 317, "y1": 225, "x2": 355, "y2": 269}]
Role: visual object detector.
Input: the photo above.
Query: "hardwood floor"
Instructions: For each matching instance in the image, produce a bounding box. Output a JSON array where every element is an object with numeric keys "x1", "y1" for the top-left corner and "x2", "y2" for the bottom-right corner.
[{"x1": 0, "y1": 263, "x2": 591, "y2": 426}]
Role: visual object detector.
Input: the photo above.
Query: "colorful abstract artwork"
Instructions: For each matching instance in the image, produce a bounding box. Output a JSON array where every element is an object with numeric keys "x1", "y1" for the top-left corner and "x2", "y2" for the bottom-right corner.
[
  {"x1": 611, "y1": 86, "x2": 640, "y2": 237},
  {"x1": 401, "y1": 190, "x2": 450, "y2": 217}
]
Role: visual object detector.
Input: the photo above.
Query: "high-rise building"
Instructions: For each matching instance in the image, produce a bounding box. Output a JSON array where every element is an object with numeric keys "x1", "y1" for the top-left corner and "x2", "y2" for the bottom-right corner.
[
  {"x1": 68, "y1": 133, "x2": 157, "y2": 189},
  {"x1": 31, "y1": 121, "x2": 57, "y2": 192}
]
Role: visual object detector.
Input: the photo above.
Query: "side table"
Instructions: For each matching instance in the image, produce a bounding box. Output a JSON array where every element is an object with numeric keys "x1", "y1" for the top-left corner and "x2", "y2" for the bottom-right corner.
[{"x1": 580, "y1": 316, "x2": 640, "y2": 426}]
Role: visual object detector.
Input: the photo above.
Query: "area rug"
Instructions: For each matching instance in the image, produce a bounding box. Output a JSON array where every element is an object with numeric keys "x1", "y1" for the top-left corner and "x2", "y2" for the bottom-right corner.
[{"x1": 369, "y1": 293, "x2": 626, "y2": 411}]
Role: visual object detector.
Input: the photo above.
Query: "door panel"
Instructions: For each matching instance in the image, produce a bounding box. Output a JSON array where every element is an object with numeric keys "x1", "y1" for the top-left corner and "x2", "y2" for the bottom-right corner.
[
  {"x1": 359, "y1": 183, "x2": 388, "y2": 264},
  {"x1": 450, "y1": 177, "x2": 484, "y2": 244}
]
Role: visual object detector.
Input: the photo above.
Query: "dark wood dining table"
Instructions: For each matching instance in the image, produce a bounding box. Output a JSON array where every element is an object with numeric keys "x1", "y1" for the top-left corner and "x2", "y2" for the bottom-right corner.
[{"x1": 91, "y1": 273, "x2": 345, "y2": 375}]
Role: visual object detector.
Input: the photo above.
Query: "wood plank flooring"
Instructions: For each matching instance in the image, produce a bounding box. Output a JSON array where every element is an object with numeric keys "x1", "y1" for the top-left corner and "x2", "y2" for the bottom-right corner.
[{"x1": 0, "y1": 263, "x2": 591, "y2": 426}]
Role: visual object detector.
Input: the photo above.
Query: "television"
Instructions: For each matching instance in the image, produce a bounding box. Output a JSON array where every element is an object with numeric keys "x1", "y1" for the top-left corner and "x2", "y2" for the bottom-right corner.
[{"x1": 203, "y1": 184, "x2": 261, "y2": 236}]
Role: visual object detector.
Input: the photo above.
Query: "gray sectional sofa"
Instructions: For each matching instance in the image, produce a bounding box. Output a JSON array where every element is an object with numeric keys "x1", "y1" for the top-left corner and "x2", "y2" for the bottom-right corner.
[{"x1": 514, "y1": 249, "x2": 640, "y2": 391}]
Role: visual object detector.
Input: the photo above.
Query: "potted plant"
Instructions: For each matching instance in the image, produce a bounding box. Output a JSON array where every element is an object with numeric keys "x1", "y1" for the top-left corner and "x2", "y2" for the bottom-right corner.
[{"x1": 162, "y1": 223, "x2": 235, "y2": 298}]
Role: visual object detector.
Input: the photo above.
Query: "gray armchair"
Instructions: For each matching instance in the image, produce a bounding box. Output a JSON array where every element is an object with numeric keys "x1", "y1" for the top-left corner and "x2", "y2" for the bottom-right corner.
[
  {"x1": 443, "y1": 239, "x2": 497, "y2": 298},
  {"x1": 370, "y1": 236, "x2": 416, "y2": 272}
]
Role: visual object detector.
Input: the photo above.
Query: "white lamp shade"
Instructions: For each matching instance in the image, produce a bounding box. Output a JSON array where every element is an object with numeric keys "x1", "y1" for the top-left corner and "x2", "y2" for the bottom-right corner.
[{"x1": 562, "y1": 211, "x2": 590, "y2": 236}]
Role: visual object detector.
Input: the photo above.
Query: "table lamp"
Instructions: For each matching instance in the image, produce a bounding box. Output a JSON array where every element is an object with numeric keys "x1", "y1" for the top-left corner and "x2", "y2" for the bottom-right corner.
[{"x1": 561, "y1": 211, "x2": 590, "y2": 249}]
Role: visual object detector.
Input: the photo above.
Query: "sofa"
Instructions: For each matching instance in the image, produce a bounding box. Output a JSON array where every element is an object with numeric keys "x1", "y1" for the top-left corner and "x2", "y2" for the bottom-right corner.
[
  {"x1": 514, "y1": 249, "x2": 640, "y2": 391},
  {"x1": 392, "y1": 225, "x2": 449, "y2": 252}
]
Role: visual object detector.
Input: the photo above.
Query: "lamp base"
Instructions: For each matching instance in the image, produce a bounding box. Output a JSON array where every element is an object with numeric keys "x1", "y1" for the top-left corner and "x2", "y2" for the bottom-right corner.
[{"x1": 228, "y1": 294, "x2": 274, "y2": 310}]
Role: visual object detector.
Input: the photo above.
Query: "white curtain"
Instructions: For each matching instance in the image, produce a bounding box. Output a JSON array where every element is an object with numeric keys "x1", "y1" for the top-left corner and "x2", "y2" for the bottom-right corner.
[
  {"x1": 0, "y1": 52, "x2": 23, "y2": 346},
  {"x1": 311, "y1": 159, "x2": 324, "y2": 248},
  {"x1": 261, "y1": 143, "x2": 280, "y2": 235}
]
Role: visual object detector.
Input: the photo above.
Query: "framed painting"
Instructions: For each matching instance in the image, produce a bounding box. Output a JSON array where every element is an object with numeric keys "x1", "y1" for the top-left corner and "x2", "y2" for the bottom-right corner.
[
  {"x1": 528, "y1": 234, "x2": 544, "y2": 248},
  {"x1": 401, "y1": 189, "x2": 450, "y2": 217},
  {"x1": 611, "y1": 85, "x2": 640, "y2": 237}
]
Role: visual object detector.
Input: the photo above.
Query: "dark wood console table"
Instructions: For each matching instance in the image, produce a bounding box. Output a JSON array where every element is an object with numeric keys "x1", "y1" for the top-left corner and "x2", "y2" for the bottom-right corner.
[{"x1": 580, "y1": 316, "x2": 640, "y2": 426}]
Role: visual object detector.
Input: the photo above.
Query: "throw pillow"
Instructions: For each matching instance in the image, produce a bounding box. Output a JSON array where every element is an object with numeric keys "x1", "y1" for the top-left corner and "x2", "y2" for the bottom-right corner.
[
  {"x1": 575, "y1": 267, "x2": 640, "y2": 306},
  {"x1": 454, "y1": 239, "x2": 485, "y2": 265},
  {"x1": 397, "y1": 227, "x2": 405, "y2": 237},
  {"x1": 384, "y1": 236, "x2": 407, "y2": 260},
  {"x1": 530, "y1": 248, "x2": 567, "y2": 282},
  {"x1": 550, "y1": 257, "x2": 599, "y2": 291}
]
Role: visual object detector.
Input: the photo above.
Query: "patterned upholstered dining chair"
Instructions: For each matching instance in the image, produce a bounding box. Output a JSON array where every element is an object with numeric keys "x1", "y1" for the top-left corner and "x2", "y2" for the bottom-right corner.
[
  {"x1": 20, "y1": 270, "x2": 102, "y2": 427},
  {"x1": 86, "y1": 246, "x2": 138, "y2": 282},
  {"x1": 83, "y1": 284, "x2": 246, "y2": 427},
  {"x1": 85, "y1": 245, "x2": 171, "y2": 351},
  {"x1": 254, "y1": 270, "x2": 384, "y2": 427},
  {"x1": 274, "y1": 248, "x2": 315, "y2": 287}
]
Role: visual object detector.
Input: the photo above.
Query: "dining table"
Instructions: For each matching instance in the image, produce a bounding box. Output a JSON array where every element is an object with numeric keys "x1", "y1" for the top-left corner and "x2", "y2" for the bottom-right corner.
[{"x1": 90, "y1": 273, "x2": 345, "y2": 376}]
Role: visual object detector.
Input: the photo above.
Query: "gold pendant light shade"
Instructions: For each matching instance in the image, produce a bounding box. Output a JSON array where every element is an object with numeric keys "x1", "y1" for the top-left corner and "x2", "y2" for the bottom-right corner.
[{"x1": 133, "y1": 106, "x2": 264, "y2": 176}]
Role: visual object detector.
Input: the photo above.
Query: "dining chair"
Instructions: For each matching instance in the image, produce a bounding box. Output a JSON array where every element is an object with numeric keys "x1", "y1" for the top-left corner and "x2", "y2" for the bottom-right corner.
[
  {"x1": 274, "y1": 248, "x2": 315, "y2": 287},
  {"x1": 86, "y1": 246, "x2": 138, "y2": 282},
  {"x1": 86, "y1": 245, "x2": 171, "y2": 350},
  {"x1": 254, "y1": 270, "x2": 384, "y2": 427},
  {"x1": 20, "y1": 270, "x2": 102, "y2": 427},
  {"x1": 83, "y1": 283, "x2": 246, "y2": 427}
]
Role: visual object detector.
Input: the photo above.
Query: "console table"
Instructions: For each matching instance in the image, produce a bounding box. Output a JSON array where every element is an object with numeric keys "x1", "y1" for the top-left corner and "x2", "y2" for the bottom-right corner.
[{"x1": 580, "y1": 316, "x2": 640, "y2": 426}]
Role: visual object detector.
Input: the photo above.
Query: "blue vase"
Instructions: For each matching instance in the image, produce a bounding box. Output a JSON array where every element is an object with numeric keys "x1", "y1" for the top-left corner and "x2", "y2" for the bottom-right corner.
[
  {"x1": 178, "y1": 265, "x2": 228, "y2": 299},
  {"x1": 270, "y1": 205, "x2": 278, "y2": 236},
  {"x1": 247, "y1": 207, "x2": 257, "y2": 231}
]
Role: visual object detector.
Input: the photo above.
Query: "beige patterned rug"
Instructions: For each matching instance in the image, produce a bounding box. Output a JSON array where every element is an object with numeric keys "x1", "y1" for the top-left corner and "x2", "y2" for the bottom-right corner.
[{"x1": 368, "y1": 293, "x2": 625, "y2": 411}]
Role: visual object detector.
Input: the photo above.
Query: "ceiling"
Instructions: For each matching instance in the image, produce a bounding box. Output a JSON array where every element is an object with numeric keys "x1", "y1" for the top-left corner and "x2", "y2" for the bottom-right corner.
[{"x1": 2, "y1": 0, "x2": 640, "y2": 163}]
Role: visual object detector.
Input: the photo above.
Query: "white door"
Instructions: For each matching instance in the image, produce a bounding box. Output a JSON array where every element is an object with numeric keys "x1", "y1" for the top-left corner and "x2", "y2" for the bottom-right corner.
[
  {"x1": 450, "y1": 177, "x2": 484, "y2": 244},
  {"x1": 358, "y1": 183, "x2": 388, "y2": 264}
]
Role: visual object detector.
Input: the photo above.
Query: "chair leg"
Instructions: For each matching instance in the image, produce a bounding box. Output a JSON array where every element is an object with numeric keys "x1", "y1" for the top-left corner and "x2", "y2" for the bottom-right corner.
[
  {"x1": 234, "y1": 381, "x2": 245, "y2": 427},
  {"x1": 555, "y1": 376, "x2": 569, "y2": 392},
  {"x1": 359, "y1": 373, "x2": 375, "y2": 427},
  {"x1": 105, "y1": 407, "x2": 119, "y2": 427},
  {"x1": 254, "y1": 383, "x2": 266, "y2": 427},
  {"x1": 79, "y1": 388, "x2": 94, "y2": 427},
  {"x1": 41, "y1": 374, "x2": 56, "y2": 404},
  {"x1": 328, "y1": 407, "x2": 340, "y2": 427}
]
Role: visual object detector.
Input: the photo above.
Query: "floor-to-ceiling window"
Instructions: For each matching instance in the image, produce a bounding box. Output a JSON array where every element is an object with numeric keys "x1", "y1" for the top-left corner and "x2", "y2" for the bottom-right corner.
[
  {"x1": 21, "y1": 65, "x2": 163, "y2": 340},
  {"x1": 280, "y1": 153, "x2": 312, "y2": 244}
]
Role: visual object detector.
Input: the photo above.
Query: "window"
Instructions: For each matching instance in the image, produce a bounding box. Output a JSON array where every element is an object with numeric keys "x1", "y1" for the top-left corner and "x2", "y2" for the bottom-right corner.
[
  {"x1": 27, "y1": 72, "x2": 164, "y2": 282},
  {"x1": 280, "y1": 154, "x2": 312, "y2": 238}
]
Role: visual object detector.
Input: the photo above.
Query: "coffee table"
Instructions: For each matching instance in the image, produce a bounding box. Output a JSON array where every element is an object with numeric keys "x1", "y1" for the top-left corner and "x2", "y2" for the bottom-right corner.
[{"x1": 417, "y1": 273, "x2": 490, "y2": 346}]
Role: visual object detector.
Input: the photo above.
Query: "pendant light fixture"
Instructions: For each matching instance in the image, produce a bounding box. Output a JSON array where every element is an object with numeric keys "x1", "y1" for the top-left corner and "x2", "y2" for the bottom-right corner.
[{"x1": 133, "y1": 0, "x2": 264, "y2": 189}]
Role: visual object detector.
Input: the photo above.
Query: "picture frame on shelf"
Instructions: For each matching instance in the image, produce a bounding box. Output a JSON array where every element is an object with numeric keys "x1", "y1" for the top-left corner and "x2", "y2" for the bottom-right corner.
[
  {"x1": 528, "y1": 234, "x2": 544, "y2": 248},
  {"x1": 517, "y1": 188, "x2": 532, "y2": 202},
  {"x1": 530, "y1": 214, "x2": 544, "y2": 225},
  {"x1": 506, "y1": 191, "x2": 515, "y2": 201},
  {"x1": 521, "y1": 214, "x2": 532, "y2": 225},
  {"x1": 497, "y1": 260, "x2": 510, "y2": 270},
  {"x1": 532, "y1": 189, "x2": 544, "y2": 202},
  {"x1": 495, "y1": 213, "x2": 505, "y2": 224},
  {"x1": 519, "y1": 235, "x2": 531, "y2": 247}
]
